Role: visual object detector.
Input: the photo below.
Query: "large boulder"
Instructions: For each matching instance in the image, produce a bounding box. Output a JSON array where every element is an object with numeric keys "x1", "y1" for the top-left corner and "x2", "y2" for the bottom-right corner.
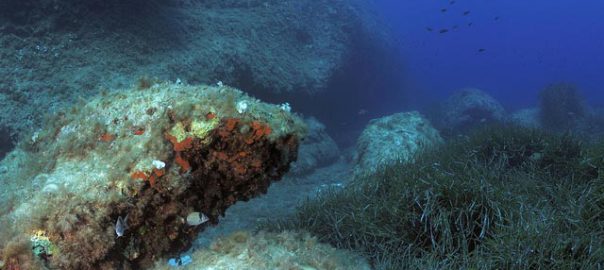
[
  {"x1": 288, "y1": 117, "x2": 339, "y2": 176},
  {"x1": 442, "y1": 88, "x2": 506, "y2": 131},
  {"x1": 0, "y1": 82, "x2": 305, "y2": 269},
  {"x1": 353, "y1": 111, "x2": 443, "y2": 177}
]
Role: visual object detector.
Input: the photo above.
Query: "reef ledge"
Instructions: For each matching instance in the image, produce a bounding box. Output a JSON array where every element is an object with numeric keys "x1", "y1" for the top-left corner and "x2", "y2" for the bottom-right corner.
[{"x1": 0, "y1": 81, "x2": 305, "y2": 270}]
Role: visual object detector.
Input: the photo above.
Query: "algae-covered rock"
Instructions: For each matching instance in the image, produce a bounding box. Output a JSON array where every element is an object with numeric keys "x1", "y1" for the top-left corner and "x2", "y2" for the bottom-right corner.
[
  {"x1": 353, "y1": 111, "x2": 443, "y2": 177},
  {"x1": 0, "y1": 82, "x2": 305, "y2": 269},
  {"x1": 152, "y1": 231, "x2": 371, "y2": 270},
  {"x1": 442, "y1": 88, "x2": 507, "y2": 131}
]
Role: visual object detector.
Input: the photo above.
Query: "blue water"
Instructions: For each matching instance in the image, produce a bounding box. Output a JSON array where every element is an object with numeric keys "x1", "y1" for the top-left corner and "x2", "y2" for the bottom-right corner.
[{"x1": 375, "y1": 0, "x2": 604, "y2": 110}]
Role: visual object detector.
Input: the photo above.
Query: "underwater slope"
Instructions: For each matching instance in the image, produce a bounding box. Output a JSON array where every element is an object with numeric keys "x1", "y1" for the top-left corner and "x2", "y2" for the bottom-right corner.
[
  {"x1": 0, "y1": 82, "x2": 305, "y2": 269},
  {"x1": 0, "y1": 0, "x2": 389, "y2": 137}
]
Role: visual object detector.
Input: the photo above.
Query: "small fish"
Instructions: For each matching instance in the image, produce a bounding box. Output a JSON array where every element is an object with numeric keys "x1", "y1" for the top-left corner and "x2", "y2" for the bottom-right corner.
[
  {"x1": 494, "y1": 16, "x2": 500, "y2": 21},
  {"x1": 115, "y1": 214, "x2": 129, "y2": 238},
  {"x1": 478, "y1": 48, "x2": 486, "y2": 52},
  {"x1": 449, "y1": 1, "x2": 456, "y2": 5},
  {"x1": 426, "y1": 27, "x2": 434, "y2": 32},
  {"x1": 168, "y1": 255, "x2": 193, "y2": 267},
  {"x1": 463, "y1": 11, "x2": 471, "y2": 16},
  {"x1": 441, "y1": 8, "x2": 447, "y2": 13},
  {"x1": 452, "y1": 25, "x2": 459, "y2": 30},
  {"x1": 439, "y1": 29, "x2": 449, "y2": 34},
  {"x1": 468, "y1": 22, "x2": 473, "y2": 27},
  {"x1": 186, "y1": 212, "x2": 210, "y2": 226},
  {"x1": 358, "y1": 109, "x2": 368, "y2": 116}
]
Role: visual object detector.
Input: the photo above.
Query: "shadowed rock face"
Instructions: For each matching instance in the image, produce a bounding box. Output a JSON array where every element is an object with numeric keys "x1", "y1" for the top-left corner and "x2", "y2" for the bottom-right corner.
[
  {"x1": 0, "y1": 126, "x2": 15, "y2": 160},
  {"x1": 100, "y1": 119, "x2": 299, "y2": 269},
  {"x1": 289, "y1": 117, "x2": 339, "y2": 176},
  {"x1": 184, "y1": 118, "x2": 299, "y2": 224},
  {"x1": 0, "y1": 82, "x2": 304, "y2": 270}
]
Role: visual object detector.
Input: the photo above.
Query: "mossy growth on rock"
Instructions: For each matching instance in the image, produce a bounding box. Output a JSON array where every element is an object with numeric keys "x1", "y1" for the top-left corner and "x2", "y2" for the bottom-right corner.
[
  {"x1": 353, "y1": 111, "x2": 443, "y2": 178},
  {"x1": 264, "y1": 125, "x2": 604, "y2": 269},
  {"x1": 0, "y1": 81, "x2": 305, "y2": 269}
]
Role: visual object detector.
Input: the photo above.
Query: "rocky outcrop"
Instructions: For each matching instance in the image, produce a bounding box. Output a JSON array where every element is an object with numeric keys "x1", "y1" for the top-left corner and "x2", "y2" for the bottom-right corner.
[
  {"x1": 441, "y1": 88, "x2": 506, "y2": 131},
  {"x1": 0, "y1": 82, "x2": 305, "y2": 269},
  {"x1": 289, "y1": 117, "x2": 339, "y2": 176},
  {"x1": 0, "y1": 0, "x2": 387, "y2": 136},
  {"x1": 353, "y1": 111, "x2": 443, "y2": 177}
]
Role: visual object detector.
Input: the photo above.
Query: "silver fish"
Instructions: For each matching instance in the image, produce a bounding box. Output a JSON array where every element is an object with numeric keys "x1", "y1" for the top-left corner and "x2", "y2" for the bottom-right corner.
[
  {"x1": 186, "y1": 212, "x2": 209, "y2": 226},
  {"x1": 115, "y1": 214, "x2": 129, "y2": 238}
]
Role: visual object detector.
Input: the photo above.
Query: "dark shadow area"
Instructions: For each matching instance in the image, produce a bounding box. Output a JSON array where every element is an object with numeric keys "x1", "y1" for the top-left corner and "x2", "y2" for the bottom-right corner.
[
  {"x1": 259, "y1": 28, "x2": 409, "y2": 148},
  {"x1": 0, "y1": 126, "x2": 16, "y2": 161}
]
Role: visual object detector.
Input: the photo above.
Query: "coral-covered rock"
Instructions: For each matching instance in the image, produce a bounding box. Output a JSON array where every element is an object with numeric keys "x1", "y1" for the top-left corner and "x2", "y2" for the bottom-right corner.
[
  {"x1": 442, "y1": 88, "x2": 506, "y2": 131},
  {"x1": 289, "y1": 117, "x2": 340, "y2": 176},
  {"x1": 353, "y1": 111, "x2": 443, "y2": 177},
  {"x1": 0, "y1": 82, "x2": 305, "y2": 269}
]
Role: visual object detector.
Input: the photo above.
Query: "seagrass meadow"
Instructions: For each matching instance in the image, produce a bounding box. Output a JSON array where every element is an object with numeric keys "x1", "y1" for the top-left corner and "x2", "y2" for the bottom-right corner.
[{"x1": 263, "y1": 126, "x2": 604, "y2": 269}]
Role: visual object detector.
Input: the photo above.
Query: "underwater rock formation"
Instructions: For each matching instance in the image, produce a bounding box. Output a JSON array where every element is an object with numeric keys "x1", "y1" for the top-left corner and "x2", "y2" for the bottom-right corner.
[
  {"x1": 353, "y1": 111, "x2": 443, "y2": 177},
  {"x1": 152, "y1": 230, "x2": 371, "y2": 270},
  {"x1": 0, "y1": 0, "x2": 389, "y2": 138},
  {"x1": 0, "y1": 82, "x2": 305, "y2": 269},
  {"x1": 442, "y1": 88, "x2": 506, "y2": 131},
  {"x1": 289, "y1": 117, "x2": 340, "y2": 176}
]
